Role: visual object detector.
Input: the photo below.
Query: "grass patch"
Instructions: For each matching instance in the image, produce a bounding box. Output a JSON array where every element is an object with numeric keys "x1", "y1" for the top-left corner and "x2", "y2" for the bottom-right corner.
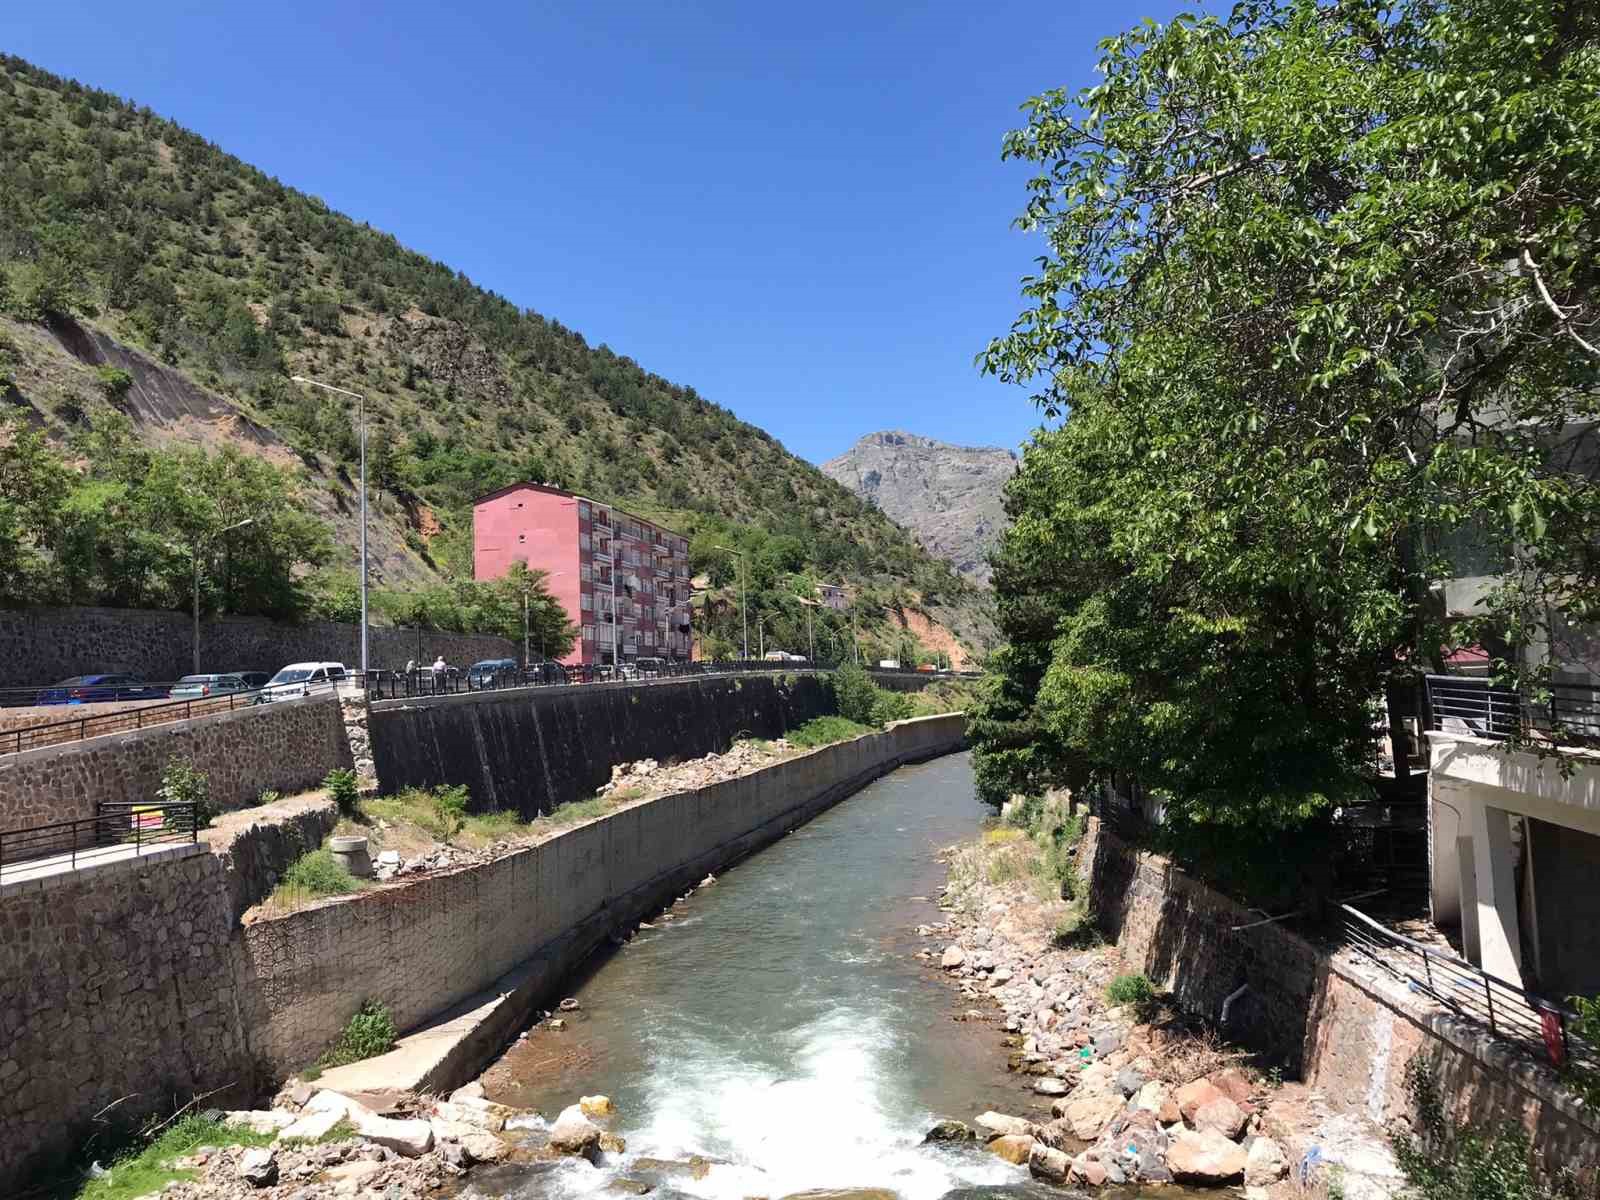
[
  {"x1": 1051, "y1": 902, "x2": 1104, "y2": 949},
  {"x1": 76, "y1": 1114, "x2": 276, "y2": 1200},
  {"x1": 316, "y1": 999, "x2": 397, "y2": 1070},
  {"x1": 982, "y1": 826, "x2": 1025, "y2": 844},
  {"x1": 362, "y1": 785, "x2": 468, "y2": 842},
  {"x1": 267, "y1": 848, "x2": 357, "y2": 910},
  {"x1": 788, "y1": 715, "x2": 873, "y2": 749},
  {"x1": 543, "y1": 796, "x2": 614, "y2": 825},
  {"x1": 459, "y1": 808, "x2": 536, "y2": 842},
  {"x1": 1106, "y1": 972, "x2": 1157, "y2": 1019}
]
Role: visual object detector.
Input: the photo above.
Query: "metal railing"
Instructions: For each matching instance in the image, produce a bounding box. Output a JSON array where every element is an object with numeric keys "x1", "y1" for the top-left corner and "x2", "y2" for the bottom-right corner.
[
  {"x1": 0, "y1": 801, "x2": 200, "y2": 878},
  {"x1": 1340, "y1": 904, "x2": 1596, "y2": 1074},
  {"x1": 1, "y1": 685, "x2": 292, "y2": 755},
  {"x1": 1425, "y1": 673, "x2": 1600, "y2": 745}
]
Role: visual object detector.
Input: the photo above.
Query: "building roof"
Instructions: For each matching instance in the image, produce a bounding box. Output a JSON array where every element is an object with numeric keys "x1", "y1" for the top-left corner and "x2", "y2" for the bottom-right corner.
[{"x1": 471, "y1": 480, "x2": 687, "y2": 540}]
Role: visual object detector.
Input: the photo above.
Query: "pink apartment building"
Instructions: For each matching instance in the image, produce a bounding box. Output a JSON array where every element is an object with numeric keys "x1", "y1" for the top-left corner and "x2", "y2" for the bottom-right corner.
[{"x1": 473, "y1": 482, "x2": 694, "y2": 667}]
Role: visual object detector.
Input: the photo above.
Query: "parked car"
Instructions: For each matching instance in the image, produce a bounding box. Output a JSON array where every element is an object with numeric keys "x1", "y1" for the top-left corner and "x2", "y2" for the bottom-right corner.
[
  {"x1": 467, "y1": 658, "x2": 520, "y2": 689},
  {"x1": 170, "y1": 673, "x2": 252, "y2": 700},
  {"x1": 258, "y1": 662, "x2": 347, "y2": 703},
  {"x1": 528, "y1": 660, "x2": 569, "y2": 685},
  {"x1": 34, "y1": 674, "x2": 169, "y2": 705},
  {"x1": 633, "y1": 656, "x2": 667, "y2": 677},
  {"x1": 235, "y1": 671, "x2": 271, "y2": 691}
]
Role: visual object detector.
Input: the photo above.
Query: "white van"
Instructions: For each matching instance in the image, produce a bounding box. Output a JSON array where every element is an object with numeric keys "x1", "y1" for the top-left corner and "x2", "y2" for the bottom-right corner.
[{"x1": 259, "y1": 661, "x2": 348, "y2": 703}]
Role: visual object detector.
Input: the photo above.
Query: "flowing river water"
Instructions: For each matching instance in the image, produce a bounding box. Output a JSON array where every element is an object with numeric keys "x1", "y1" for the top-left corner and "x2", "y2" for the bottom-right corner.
[{"x1": 460, "y1": 752, "x2": 1179, "y2": 1200}]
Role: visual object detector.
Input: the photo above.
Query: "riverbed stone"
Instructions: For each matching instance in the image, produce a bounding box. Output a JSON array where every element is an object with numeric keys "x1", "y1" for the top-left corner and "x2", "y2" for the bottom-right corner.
[
  {"x1": 324, "y1": 1160, "x2": 384, "y2": 1188},
  {"x1": 1115, "y1": 1067, "x2": 1147, "y2": 1097},
  {"x1": 975, "y1": 1111, "x2": 1036, "y2": 1139},
  {"x1": 1244, "y1": 1135, "x2": 1289, "y2": 1186},
  {"x1": 1192, "y1": 1096, "x2": 1247, "y2": 1140},
  {"x1": 237, "y1": 1147, "x2": 278, "y2": 1186},
  {"x1": 941, "y1": 945, "x2": 967, "y2": 969},
  {"x1": 1028, "y1": 1141, "x2": 1071, "y2": 1184},
  {"x1": 1167, "y1": 1129, "x2": 1248, "y2": 1183},
  {"x1": 923, "y1": 1119, "x2": 976, "y2": 1142},
  {"x1": 581, "y1": 1095, "x2": 616, "y2": 1117},
  {"x1": 986, "y1": 1134, "x2": 1036, "y2": 1165},
  {"x1": 462, "y1": 1131, "x2": 509, "y2": 1163},
  {"x1": 351, "y1": 1111, "x2": 433, "y2": 1158},
  {"x1": 1132, "y1": 1080, "x2": 1168, "y2": 1114},
  {"x1": 549, "y1": 1104, "x2": 603, "y2": 1158},
  {"x1": 1174, "y1": 1078, "x2": 1229, "y2": 1124},
  {"x1": 1063, "y1": 1092, "x2": 1124, "y2": 1140},
  {"x1": 280, "y1": 1108, "x2": 346, "y2": 1143},
  {"x1": 1070, "y1": 1153, "x2": 1108, "y2": 1186},
  {"x1": 1033, "y1": 1077, "x2": 1069, "y2": 1096}
]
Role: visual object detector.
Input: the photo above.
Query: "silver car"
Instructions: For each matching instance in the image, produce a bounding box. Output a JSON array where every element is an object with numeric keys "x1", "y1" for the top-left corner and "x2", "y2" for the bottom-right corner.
[{"x1": 169, "y1": 673, "x2": 252, "y2": 700}]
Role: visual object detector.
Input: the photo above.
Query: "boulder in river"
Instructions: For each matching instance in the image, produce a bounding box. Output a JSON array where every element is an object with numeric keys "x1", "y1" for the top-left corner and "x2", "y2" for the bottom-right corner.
[
  {"x1": 549, "y1": 1104, "x2": 603, "y2": 1159},
  {"x1": 351, "y1": 1110, "x2": 434, "y2": 1158},
  {"x1": 941, "y1": 945, "x2": 967, "y2": 969},
  {"x1": 986, "y1": 1134, "x2": 1036, "y2": 1165},
  {"x1": 923, "y1": 1119, "x2": 976, "y2": 1142},
  {"x1": 974, "y1": 1111, "x2": 1035, "y2": 1139},
  {"x1": 1174, "y1": 1078, "x2": 1229, "y2": 1123},
  {"x1": 1028, "y1": 1141, "x2": 1071, "y2": 1184},
  {"x1": 1062, "y1": 1092, "x2": 1124, "y2": 1140},
  {"x1": 581, "y1": 1094, "x2": 616, "y2": 1117},
  {"x1": 1033, "y1": 1077, "x2": 1069, "y2": 1096}
]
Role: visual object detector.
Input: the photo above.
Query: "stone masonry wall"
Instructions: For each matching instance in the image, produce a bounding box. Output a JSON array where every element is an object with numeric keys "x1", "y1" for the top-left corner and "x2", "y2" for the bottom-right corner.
[
  {"x1": 0, "y1": 846, "x2": 253, "y2": 1188},
  {"x1": 239, "y1": 714, "x2": 967, "y2": 1075},
  {"x1": 0, "y1": 693, "x2": 354, "y2": 835},
  {"x1": 1083, "y1": 816, "x2": 1600, "y2": 1176},
  {"x1": 0, "y1": 604, "x2": 516, "y2": 689}
]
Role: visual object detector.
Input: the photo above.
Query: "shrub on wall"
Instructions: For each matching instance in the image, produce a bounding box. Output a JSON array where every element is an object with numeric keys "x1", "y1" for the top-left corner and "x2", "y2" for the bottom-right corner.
[
  {"x1": 157, "y1": 756, "x2": 215, "y2": 827},
  {"x1": 322, "y1": 768, "x2": 358, "y2": 818}
]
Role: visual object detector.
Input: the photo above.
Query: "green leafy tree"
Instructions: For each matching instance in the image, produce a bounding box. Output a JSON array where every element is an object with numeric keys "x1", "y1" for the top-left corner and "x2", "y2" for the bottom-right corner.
[{"x1": 975, "y1": 0, "x2": 1600, "y2": 852}]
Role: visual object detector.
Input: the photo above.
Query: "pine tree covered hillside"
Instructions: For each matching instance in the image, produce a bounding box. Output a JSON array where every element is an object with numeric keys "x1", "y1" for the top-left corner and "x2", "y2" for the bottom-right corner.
[{"x1": 0, "y1": 54, "x2": 995, "y2": 657}]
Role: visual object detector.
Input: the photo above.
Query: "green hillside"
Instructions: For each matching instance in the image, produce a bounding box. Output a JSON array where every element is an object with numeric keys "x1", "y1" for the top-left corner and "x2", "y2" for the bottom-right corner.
[{"x1": 0, "y1": 54, "x2": 994, "y2": 662}]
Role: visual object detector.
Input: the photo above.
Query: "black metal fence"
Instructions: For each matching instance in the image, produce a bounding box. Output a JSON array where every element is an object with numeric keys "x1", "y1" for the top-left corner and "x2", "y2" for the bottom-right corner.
[
  {"x1": 1425, "y1": 673, "x2": 1600, "y2": 745},
  {"x1": 1341, "y1": 904, "x2": 1596, "y2": 1074},
  {"x1": 0, "y1": 801, "x2": 200, "y2": 878}
]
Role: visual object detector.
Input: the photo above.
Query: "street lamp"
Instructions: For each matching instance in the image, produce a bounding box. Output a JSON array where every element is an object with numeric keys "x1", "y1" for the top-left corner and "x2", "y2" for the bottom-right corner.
[
  {"x1": 189, "y1": 517, "x2": 254, "y2": 673},
  {"x1": 292, "y1": 375, "x2": 369, "y2": 678},
  {"x1": 713, "y1": 545, "x2": 748, "y2": 660}
]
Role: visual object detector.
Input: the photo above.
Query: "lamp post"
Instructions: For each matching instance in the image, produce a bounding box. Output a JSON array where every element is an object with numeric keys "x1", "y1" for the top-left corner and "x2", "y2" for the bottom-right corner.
[
  {"x1": 189, "y1": 517, "x2": 255, "y2": 673},
  {"x1": 292, "y1": 375, "x2": 368, "y2": 678},
  {"x1": 713, "y1": 545, "x2": 747, "y2": 660}
]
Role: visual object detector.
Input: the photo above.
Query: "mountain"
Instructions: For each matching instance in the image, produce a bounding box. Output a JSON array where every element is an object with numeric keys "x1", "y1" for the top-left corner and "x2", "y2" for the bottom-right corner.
[
  {"x1": 0, "y1": 54, "x2": 995, "y2": 662},
  {"x1": 821, "y1": 432, "x2": 1015, "y2": 585}
]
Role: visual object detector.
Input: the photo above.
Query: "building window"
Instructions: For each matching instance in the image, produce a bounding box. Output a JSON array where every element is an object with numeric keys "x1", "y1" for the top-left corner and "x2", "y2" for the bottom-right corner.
[
  {"x1": 579, "y1": 501, "x2": 590, "y2": 519},
  {"x1": 580, "y1": 533, "x2": 591, "y2": 551},
  {"x1": 518, "y1": 533, "x2": 526, "y2": 543},
  {"x1": 581, "y1": 563, "x2": 592, "y2": 582},
  {"x1": 644, "y1": 630, "x2": 654, "y2": 647},
  {"x1": 583, "y1": 624, "x2": 595, "y2": 642},
  {"x1": 580, "y1": 594, "x2": 593, "y2": 611}
]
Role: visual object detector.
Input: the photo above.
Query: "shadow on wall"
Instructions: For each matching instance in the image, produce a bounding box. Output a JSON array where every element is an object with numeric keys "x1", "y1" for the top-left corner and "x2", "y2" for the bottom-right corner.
[
  {"x1": 1086, "y1": 822, "x2": 1322, "y2": 1071},
  {"x1": 368, "y1": 673, "x2": 835, "y2": 818}
]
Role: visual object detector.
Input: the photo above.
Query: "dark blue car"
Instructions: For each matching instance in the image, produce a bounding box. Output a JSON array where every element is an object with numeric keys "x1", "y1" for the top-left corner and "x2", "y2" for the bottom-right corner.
[{"x1": 34, "y1": 674, "x2": 170, "y2": 705}]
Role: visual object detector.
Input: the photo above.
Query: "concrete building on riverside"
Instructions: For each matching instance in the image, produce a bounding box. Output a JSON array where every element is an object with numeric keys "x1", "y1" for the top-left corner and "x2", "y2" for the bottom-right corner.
[{"x1": 472, "y1": 482, "x2": 693, "y2": 667}]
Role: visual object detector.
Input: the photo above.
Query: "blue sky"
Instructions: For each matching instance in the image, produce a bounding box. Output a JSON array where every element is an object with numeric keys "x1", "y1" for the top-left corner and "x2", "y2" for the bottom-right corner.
[{"x1": 8, "y1": 1, "x2": 1189, "y2": 463}]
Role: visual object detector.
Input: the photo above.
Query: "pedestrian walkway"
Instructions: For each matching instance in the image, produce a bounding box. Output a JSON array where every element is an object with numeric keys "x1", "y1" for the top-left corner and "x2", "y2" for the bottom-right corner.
[{"x1": 0, "y1": 838, "x2": 204, "y2": 895}]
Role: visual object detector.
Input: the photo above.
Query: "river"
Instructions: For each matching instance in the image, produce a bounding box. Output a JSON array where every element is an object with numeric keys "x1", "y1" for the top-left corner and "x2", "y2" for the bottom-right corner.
[{"x1": 460, "y1": 752, "x2": 1146, "y2": 1200}]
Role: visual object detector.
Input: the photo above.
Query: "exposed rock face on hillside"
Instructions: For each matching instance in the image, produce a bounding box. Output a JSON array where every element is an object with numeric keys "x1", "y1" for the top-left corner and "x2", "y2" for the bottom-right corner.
[{"x1": 822, "y1": 432, "x2": 1015, "y2": 585}]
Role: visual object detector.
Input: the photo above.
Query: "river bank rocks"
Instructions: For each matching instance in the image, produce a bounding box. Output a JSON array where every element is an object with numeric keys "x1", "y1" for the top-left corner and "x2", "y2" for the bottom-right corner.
[{"x1": 921, "y1": 826, "x2": 1293, "y2": 1194}]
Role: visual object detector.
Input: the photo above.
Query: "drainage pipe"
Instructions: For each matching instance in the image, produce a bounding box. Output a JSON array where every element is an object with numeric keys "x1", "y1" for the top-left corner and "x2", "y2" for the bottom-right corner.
[{"x1": 1221, "y1": 982, "x2": 1251, "y2": 1025}]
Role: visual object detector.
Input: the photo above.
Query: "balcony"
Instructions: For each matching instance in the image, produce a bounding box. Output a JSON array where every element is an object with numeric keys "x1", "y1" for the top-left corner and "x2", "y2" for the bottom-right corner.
[{"x1": 1425, "y1": 674, "x2": 1600, "y2": 746}]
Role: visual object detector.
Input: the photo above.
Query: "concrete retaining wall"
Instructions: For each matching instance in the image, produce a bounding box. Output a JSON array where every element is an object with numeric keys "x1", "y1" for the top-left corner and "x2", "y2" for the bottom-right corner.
[
  {"x1": 0, "y1": 694, "x2": 354, "y2": 835},
  {"x1": 368, "y1": 672, "x2": 835, "y2": 817},
  {"x1": 240, "y1": 713, "x2": 967, "y2": 1076},
  {"x1": 0, "y1": 605, "x2": 516, "y2": 689},
  {"x1": 1082, "y1": 817, "x2": 1599, "y2": 1173}
]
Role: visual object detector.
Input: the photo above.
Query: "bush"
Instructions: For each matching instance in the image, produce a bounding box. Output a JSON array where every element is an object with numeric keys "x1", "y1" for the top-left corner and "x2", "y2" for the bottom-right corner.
[
  {"x1": 96, "y1": 364, "x2": 134, "y2": 400},
  {"x1": 433, "y1": 783, "x2": 468, "y2": 837},
  {"x1": 871, "y1": 687, "x2": 917, "y2": 725},
  {"x1": 323, "y1": 767, "x2": 359, "y2": 818},
  {"x1": 1390, "y1": 1058, "x2": 1586, "y2": 1199},
  {"x1": 317, "y1": 999, "x2": 397, "y2": 1069},
  {"x1": 1106, "y1": 973, "x2": 1155, "y2": 1009},
  {"x1": 278, "y1": 849, "x2": 356, "y2": 899},
  {"x1": 157, "y1": 756, "x2": 215, "y2": 826},
  {"x1": 788, "y1": 715, "x2": 873, "y2": 748},
  {"x1": 831, "y1": 662, "x2": 880, "y2": 724}
]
